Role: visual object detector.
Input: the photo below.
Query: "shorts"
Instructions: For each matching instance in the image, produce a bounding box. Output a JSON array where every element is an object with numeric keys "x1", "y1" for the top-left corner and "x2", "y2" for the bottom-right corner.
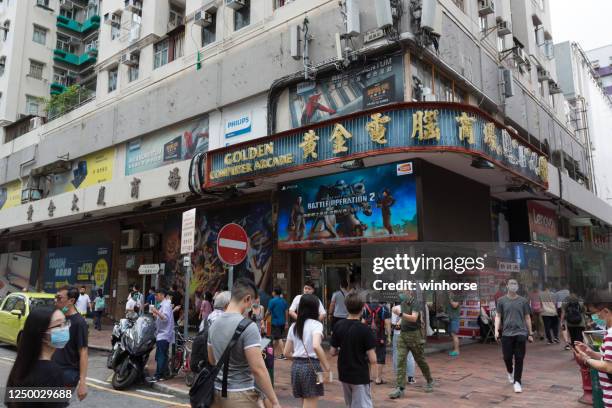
[
  {"x1": 271, "y1": 324, "x2": 285, "y2": 340},
  {"x1": 291, "y1": 358, "x2": 324, "y2": 398},
  {"x1": 375, "y1": 338, "x2": 387, "y2": 364},
  {"x1": 449, "y1": 318, "x2": 460, "y2": 334}
]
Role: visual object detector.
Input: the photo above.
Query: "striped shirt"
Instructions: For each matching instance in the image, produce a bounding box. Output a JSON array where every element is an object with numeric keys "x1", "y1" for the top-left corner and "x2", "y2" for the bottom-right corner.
[{"x1": 599, "y1": 328, "x2": 612, "y2": 407}]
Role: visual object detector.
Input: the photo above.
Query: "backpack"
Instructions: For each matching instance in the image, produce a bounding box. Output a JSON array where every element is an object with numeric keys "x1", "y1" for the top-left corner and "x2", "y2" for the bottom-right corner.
[
  {"x1": 566, "y1": 301, "x2": 582, "y2": 325},
  {"x1": 364, "y1": 304, "x2": 385, "y2": 338},
  {"x1": 190, "y1": 319, "x2": 211, "y2": 375},
  {"x1": 189, "y1": 319, "x2": 252, "y2": 408}
]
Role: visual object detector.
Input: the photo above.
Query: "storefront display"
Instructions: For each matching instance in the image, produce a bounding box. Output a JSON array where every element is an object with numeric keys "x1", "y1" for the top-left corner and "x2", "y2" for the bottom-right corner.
[
  {"x1": 277, "y1": 162, "x2": 418, "y2": 249},
  {"x1": 43, "y1": 245, "x2": 112, "y2": 293}
]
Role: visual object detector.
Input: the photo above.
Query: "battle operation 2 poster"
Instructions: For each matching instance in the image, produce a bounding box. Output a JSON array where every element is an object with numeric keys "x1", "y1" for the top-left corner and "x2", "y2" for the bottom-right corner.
[{"x1": 277, "y1": 162, "x2": 418, "y2": 249}]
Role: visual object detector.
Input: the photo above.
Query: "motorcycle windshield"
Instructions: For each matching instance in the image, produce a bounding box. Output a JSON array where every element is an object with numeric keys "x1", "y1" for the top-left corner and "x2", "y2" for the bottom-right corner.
[{"x1": 125, "y1": 315, "x2": 156, "y2": 354}]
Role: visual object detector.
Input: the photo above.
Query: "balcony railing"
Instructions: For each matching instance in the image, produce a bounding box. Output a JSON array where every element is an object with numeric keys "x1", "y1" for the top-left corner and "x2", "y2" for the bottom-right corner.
[
  {"x1": 56, "y1": 14, "x2": 100, "y2": 34},
  {"x1": 46, "y1": 85, "x2": 95, "y2": 121},
  {"x1": 53, "y1": 48, "x2": 97, "y2": 66}
]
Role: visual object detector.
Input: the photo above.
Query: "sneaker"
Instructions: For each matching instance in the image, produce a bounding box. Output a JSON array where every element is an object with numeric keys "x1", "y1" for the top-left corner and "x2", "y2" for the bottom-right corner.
[
  {"x1": 553, "y1": 338, "x2": 560, "y2": 343},
  {"x1": 449, "y1": 351, "x2": 459, "y2": 357},
  {"x1": 546, "y1": 341, "x2": 553, "y2": 345},
  {"x1": 507, "y1": 372, "x2": 514, "y2": 384},
  {"x1": 388, "y1": 388, "x2": 405, "y2": 399},
  {"x1": 145, "y1": 376, "x2": 159, "y2": 383},
  {"x1": 425, "y1": 381, "x2": 434, "y2": 393},
  {"x1": 276, "y1": 354, "x2": 287, "y2": 360},
  {"x1": 564, "y1": 344, "x2": 572, "y2": 351},
  {"x1": 408, "y1": 377, "x2": 416, "y2": 385},
  {"x1": 513, "y1": 382, "x2": 523, "y2": 393}
]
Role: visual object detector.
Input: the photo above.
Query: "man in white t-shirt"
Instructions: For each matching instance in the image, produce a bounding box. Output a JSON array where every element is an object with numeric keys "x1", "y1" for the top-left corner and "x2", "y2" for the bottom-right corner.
[
  {"x1": 75, "y1": 286, "x2": 91, "y2": 316},
  {"x1": 289, "y1": 280, "x2": 326, "y2": 322}
]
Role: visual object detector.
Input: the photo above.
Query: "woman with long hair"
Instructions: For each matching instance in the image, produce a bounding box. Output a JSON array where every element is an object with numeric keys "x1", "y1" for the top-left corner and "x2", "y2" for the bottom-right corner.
[
  {"x1": 5, "y1": 306, "x2": 70, "y2": 407},
  {"x1": 284, "y1": 294, "x2": 331, "y2": 408}
]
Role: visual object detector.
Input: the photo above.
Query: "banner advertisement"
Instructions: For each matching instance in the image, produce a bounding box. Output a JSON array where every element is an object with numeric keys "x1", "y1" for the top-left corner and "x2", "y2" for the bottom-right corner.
[
  {"x1": 277, "y1": 162, "x2": 418, "y2": 249},
  {"x1": 43, "y1": 245, "x2": 112, "y2": 293},
  {"x1": 125, "y1": 115, "x2": 209, "y2": 175},
  {"x1": 0, "y1": 251, "x2": 39, "y2": 297},
  {"x1": 0, "y1": 180, "x2": 23, "y2": 211},
  {"x1": 162, "y1": 202, "x2": 273, "y2": 297},
  {"x1": 527, "y1": 201, "x2": 558, "y2": 244},
  {"x1": 50, "y1": 147, "x2": 116, "y2": 195},
  {"x1": 289, "y1": 55, "x2": 404, "y2": 128}
]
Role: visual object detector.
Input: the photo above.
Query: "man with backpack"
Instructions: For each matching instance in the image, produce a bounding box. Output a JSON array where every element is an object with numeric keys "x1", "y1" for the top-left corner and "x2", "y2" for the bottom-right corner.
[
  {"x1": 205, "y1": 278, "x2": 281, "y2": 408},
  {"x1": 362, "y1": 297, "x2": 391, "y2": 385},
  {"x1": 561, "y1": 292, "x2": 586, "y2": 350}
]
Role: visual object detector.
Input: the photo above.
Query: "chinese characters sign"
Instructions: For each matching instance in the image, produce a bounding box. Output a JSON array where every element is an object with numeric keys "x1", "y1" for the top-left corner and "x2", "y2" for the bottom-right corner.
[{"x1": 206, "y1": 104, "x2": 549, "y2": 188}]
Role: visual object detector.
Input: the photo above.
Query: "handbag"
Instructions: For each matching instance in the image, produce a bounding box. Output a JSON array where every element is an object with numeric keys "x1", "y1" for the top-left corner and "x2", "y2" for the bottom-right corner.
[
  {"x1": 298, "y1": 329, "x2": 326, "y2": 385},
  {"x1": 189, "y1": 318, "x2": 252, "y2": 408}
]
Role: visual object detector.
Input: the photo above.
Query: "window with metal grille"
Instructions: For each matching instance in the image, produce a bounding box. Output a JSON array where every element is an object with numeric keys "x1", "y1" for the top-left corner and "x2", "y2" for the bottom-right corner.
[
  {"x1": 202, "y1": 11, "x2": 216, "y2": 46},
  {"x1": 29, "y1": 61, "x2": 44, "y2": 80},
  {"x1": 108, "y1": 67, "x2": 117, "y2": 92},
  {"x1": 26, "y1": 95, "x2": 41, "y2": 115},
  {"x1": 234, "y1": 0, "x2": 250, "y2": 31}
]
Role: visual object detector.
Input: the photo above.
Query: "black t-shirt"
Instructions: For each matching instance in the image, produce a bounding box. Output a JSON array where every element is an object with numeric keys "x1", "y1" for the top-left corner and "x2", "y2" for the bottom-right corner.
[
  {"x1": 171, "y1": 291, "x2": 183, "y2": 321},
  {"x1": 6, "y1": 360, "x2": 69, "y2": 407},
  {"x1": 52, "y1": 313, "x2": 88, "y2": 371},
  {"x1": 330, "y1": 319, "x2": 377, "y2": 385}
]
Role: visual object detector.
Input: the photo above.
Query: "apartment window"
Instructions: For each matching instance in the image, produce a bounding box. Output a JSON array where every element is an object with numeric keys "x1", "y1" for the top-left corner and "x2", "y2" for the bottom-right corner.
[
  {"x1": 56, "y1": 34, "x2": 76, "y2": 53},
  {"x1": 26, "y1": 95, "x2": 41, "y2": 115},
  {"x1": 108, "y1": 67, "x2": 117, "y2": 92},
  {"x1": 274, "y1": 0, "x2": 296, "y2": 8},
  {"x1": 3, "y1": 21, "x2": 9, "y2": 41},
  {"x1": 59, "y1": 8, "x2": 74, "y2": 19},
  {"x1": 153, "y1": 39, "x2": 169, "y2": 68},
  {"x1": 111, "y1": 24, "x2": 121, "y2": 40},
  {"x1": 36, "y1": 0, "x2": 49, "y2": 7},
  {"x1": 0, "y1": 56, "x2": 5, "y2": 76},
  {"x1": 32, "y1": 26, "x2": 47, "y2": 45},
  {"x1": 234, "y1": 0, "x2": 250, "y2": 31},
  {"x1": 201, "y1": 11, "x2": 216, "y2": 46},
  {"x1": 451, "y1": 0, "x2": 464, "y2": 11},
  {"x1": 478, "y1": 15, "x2": 487, "y2": 33},
  {"x1": 497, "y1": 36, "x2": 505, "y2": 53},
  {"x1": 29, "y1": 60, "x2": 44, "y2": 80},
  {"x1": 128, "y1": 64, "x2": 138, "y2": 82},
  {"x1": 153, "y1": 29, "x2": 184, "y2": 69}
]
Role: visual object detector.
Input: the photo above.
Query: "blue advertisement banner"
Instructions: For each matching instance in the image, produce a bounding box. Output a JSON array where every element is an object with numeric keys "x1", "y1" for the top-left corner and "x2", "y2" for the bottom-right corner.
[
  {"x1": 278, "y1": 162, "x2": 418, "y2": 249},
  {"x1": 206, "y1": 103, "x2": 549, "y2": 188},
  {"x1": 126, "y1": 115, "x2": 209, "y2": 176},
  {"x1": 43, "y1": 245, "x2": 112, "y2": 293}
]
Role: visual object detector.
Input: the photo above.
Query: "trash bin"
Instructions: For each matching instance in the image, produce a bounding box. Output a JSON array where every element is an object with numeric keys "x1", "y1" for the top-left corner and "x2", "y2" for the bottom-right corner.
[{"x1": 591, "y1": 368, "x2": 604, "y2": 408}]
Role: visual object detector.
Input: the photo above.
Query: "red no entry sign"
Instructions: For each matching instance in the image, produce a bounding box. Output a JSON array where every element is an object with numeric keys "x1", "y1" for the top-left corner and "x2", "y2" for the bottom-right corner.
[{"x1": 217, "y1": 223, "x2": 249, "y2": 265}]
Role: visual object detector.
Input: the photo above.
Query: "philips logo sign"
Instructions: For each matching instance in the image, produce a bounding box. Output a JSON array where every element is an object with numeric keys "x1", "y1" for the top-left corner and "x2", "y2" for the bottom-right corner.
[{"x1": 225, "y1": 114, "x2": 252, "y2": 138}]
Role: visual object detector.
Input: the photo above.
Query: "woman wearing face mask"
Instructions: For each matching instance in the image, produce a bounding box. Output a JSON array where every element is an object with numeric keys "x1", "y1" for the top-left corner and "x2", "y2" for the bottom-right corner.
[
  {"x1": 5, "y1": 306, "x2": 70, "y2": 407},
  {"x1": 250, "y1": 297, "x2": 266, "y2": 336}
]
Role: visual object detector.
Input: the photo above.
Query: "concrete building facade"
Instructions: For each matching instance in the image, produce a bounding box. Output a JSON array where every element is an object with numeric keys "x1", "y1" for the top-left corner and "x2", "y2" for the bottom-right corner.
[{"x1": 588, "y1": 44, "x2": 612, "y2": 97}]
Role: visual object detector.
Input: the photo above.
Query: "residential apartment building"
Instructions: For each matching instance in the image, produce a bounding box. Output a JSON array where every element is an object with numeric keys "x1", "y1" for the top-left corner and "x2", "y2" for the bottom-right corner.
[
  {"x1": 0, "y1": 0, "x2": 609, "y2": 314},
  {"x1": 587, "y1": 44, "x2": 612, "y2": 98},
  {"x1": 556, "y1": 41, "x2": 612, "y2": 202}
]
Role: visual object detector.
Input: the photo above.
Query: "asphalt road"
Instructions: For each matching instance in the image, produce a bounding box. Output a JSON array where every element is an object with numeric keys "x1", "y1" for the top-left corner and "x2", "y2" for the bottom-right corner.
[{"x1": 0, "y1": 345, "x2": 190, "y2": 407}]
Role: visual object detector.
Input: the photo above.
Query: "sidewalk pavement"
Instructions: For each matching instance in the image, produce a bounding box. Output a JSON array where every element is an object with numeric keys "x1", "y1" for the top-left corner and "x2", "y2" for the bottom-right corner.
[{"x1": 90, "y1": 325, "x2": 586, "y2": 407}]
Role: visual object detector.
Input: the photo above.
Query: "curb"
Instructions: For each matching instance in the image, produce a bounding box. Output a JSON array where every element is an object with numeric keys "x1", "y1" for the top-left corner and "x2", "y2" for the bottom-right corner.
[
  {"x1": 89, "y1": 344, "x2": 112, "y2": 352},
  {"x1": 151, "y1": 380, "x2": 190, "y2": 398}
]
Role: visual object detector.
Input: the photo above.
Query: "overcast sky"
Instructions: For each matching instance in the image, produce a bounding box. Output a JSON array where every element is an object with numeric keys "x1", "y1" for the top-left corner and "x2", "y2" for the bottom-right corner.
[{"x1": 550, "y1": 0, "x2": 612, "y2": 51}]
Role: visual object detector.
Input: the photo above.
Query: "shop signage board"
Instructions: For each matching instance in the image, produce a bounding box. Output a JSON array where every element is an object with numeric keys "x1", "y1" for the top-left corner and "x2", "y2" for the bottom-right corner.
[
  {"x1": 205, "y1": 103, "x2": 549, "y2": 189},
  {"x1": 138, "y1": 264, "x2": 160, "y2": 275},
  {"x1": 217, "y1": 223, "x2": 249, "y2": 265},
  {"x1": 277, "y1": 161, "x2": 418, "y2": 249},
  {"x1": 181, "y1": 208, "x2": 196, "y2": 254},
  {"x1": 43, "y1": 245, "x2": 112, "y2": 293},
  {"x1": 498, "y1": 261, "x2": 520, "y2": 273},
  {"x1": 225, "y1": 113, "x2": 252, "y2": 139},
  {"x1": 0, "y1": 180, "x2": 22, "y2": 211},
  {"x1": 527, "y1": 201, "x2": 558, "y2": 244},
  {"x1": 49, "y1": 147, "x2": 116, "y2": 196}
]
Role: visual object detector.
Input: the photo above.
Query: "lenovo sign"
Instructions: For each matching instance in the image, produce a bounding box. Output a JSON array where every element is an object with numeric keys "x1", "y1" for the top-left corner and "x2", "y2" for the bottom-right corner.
[{"x1": 527, "y1": 201, "x2": 558, "y2": 244}]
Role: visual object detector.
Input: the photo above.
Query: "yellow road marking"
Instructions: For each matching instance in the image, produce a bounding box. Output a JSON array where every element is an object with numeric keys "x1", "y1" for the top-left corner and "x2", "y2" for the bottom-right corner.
[{"x1": 86, "y1": 382, "x2": 189, "y2": 407}]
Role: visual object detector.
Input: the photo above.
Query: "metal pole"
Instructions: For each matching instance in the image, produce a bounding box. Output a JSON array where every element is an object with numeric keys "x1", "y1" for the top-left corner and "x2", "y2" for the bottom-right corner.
[
  {"x1": 228, "y1": 265, "x2": 234, "y2": 290},
  {"x1": 184, "y1": 255, "x2": 191, "y2": 340}
]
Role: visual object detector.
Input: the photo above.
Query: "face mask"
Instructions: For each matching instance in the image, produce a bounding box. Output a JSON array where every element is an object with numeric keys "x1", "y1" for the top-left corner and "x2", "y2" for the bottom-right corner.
[
  {"x1": 398, "y1": 293, "x2": 408, "y2": 302},
  {"x1": 507, "y1": 283, "x2": 519, "y2": 293},
  {"x1": 592, "y1": 314, "x2": 606, "y2": 328},
  {"x1": 49, "y1": 326, "x2": 70, "y2": 349},
  {"x1": 60, "y1": 306, "x2": 69, "y2": 314},
  {"x1": 252, "y1": 303, "x2": 260, "y2": 308}
]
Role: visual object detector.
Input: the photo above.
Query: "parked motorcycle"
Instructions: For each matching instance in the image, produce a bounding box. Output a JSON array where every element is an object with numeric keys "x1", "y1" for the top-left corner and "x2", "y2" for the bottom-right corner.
[{"x1": 108, "y1": 313, "x2": 156, "y2": 390}]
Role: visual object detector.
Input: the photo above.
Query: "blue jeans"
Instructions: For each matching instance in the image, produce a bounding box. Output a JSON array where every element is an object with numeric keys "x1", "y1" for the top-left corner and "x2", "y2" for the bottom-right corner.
[
  {"x1": 155, "y1": 340, "x2": 169, "y2": 378},
  {"x1": 392, "y1": 330, "x2": 415, "y2": 377},
  {"x1": 93, "y1": 310, "x2": 103, "y2": 330}
]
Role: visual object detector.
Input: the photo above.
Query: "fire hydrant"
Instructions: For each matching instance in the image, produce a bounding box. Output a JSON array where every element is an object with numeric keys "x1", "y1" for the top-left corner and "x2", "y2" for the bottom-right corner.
[{"x1": 575, "y1": 354, "x2": 593, "y2": 405}]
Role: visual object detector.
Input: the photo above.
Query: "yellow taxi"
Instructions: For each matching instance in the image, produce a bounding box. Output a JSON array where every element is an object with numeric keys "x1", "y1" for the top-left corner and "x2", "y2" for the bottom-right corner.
[{"x1": 0, "y1": 292, "x2": 56, "y2": 345}]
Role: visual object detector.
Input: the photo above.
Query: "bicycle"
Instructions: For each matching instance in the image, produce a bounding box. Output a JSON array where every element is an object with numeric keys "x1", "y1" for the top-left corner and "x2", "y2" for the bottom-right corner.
[{"x1": 169, "y1": 327, "x2": 196, "y2": 386}]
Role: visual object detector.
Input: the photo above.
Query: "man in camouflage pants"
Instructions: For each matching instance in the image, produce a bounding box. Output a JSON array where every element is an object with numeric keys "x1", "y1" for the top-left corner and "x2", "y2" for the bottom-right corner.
[{"x1": 389, "y1": 291, "x2": 434, "y2": 399}]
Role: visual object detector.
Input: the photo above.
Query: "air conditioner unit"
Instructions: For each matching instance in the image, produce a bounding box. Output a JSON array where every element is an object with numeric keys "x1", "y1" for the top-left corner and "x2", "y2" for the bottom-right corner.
[
  {"x1": 549, "y1": 81, "x2": 563, "y2": 94},
  {"x1": 375, "y1": 0, "x2": 393, "y2": 29},
  {"x1": 478, "y1": 0, "x2": 495, "y2": 16},
  {"x1": 225, "y1": 0, "x2": 245, "y2": 11},
  {"x1": 120, "y1": 52, "x2": 138, "y2": 66},
  {"x1": 124, "y1": 0, "x2": 142, "y2": 13},
  {"x1": 421, "y1": 0, "x2": 440, "y2": 32},
  {"x1": 141, "y1": 233, "x2": 159, "y2": 249},
  {"x1": 121, "y1": 229, "x2": 141, "y2": 250},
  {"x1": 496, "y1": 19, "x2": 511, "y2": 36},
  {"x1": 68, "y1": 37, "x2": 80, "y2": 45},
  {"x1": 514, "y1": 47, "x2": 528, "y2": 65},
  {"x1": 503, "y1": 68, "x2": 515, "y2": 97},
  {"x1": 345, "y1": 0, "x2": 360, "y2": 37},
  {"x1": 29, "y1": 116, "x2": 44, "y2": 130},
  {"x1": 194, "y1": 9, "x2": 214, "y2": 27},
  {"x1": 537, "y1": 68, "x2": 550, "y2": 82},
  {"x1": 59, "y1": 0, "x2": 73, "y2": 10},
  {"x1": 104, "y1": 13, "x2": 121, "y2": 27},
  {"x1": 289, "y1": 24, "x2": 301, "y2": 59}
]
